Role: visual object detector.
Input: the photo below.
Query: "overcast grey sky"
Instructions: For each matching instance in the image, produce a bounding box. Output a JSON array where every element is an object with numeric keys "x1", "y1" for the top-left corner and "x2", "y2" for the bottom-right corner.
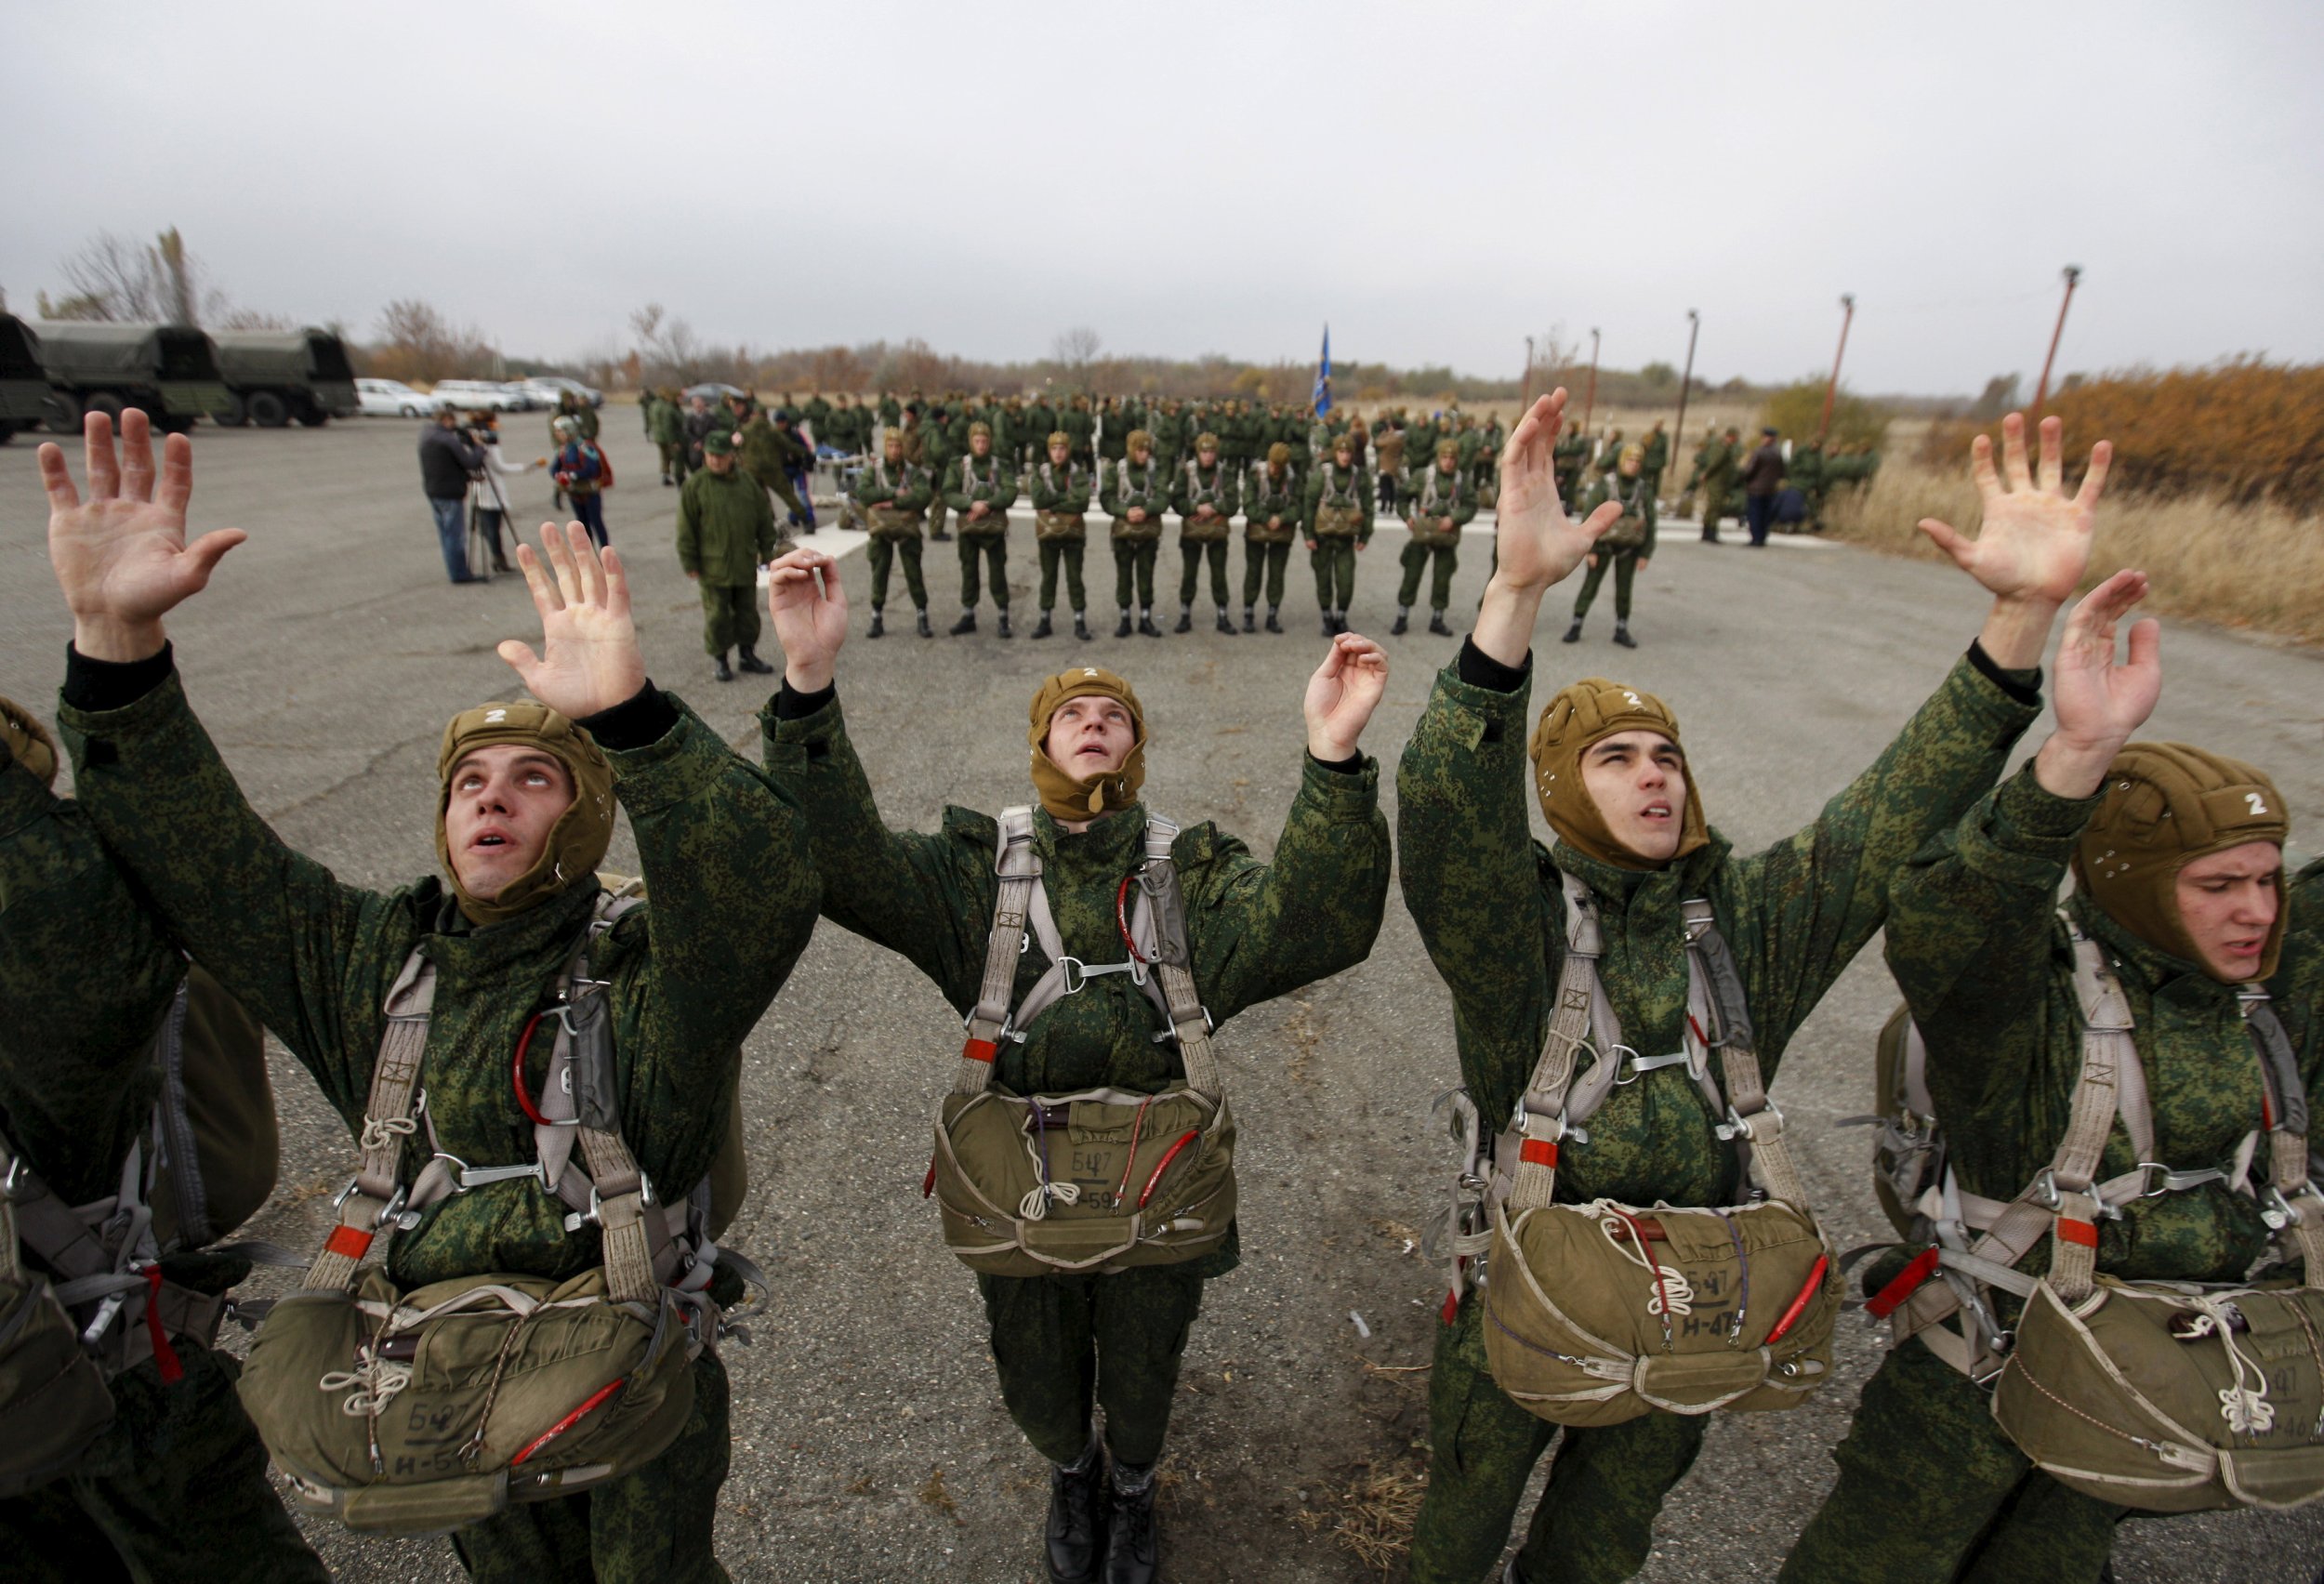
[{"x1": 5, "y1": 0, "x2": 2319, "y2": 395}]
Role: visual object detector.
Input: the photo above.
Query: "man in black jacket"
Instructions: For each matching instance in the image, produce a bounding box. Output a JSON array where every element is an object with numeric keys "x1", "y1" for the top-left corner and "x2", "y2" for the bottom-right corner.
[
  {"x1": 418, "y1": 408, "x2": 487, "y2": 583},
  {"x1": 1739, "y1": 426, "x2": 1788, "y2": 548}
]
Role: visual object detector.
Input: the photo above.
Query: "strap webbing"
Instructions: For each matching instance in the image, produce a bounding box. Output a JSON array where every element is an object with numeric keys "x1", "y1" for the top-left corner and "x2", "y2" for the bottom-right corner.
[
  {"x1": 304, "y1": 950, "x2": 432, "y2": 1291},
  {"x1": 958, "y1": 808, "x2": 1041, "y2": 1094}
]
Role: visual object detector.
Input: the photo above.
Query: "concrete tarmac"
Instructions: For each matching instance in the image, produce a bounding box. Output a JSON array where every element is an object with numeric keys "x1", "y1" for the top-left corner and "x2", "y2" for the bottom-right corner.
[{"x1": 3, "y1": 416, "x2": 2319, "y2": 1582}]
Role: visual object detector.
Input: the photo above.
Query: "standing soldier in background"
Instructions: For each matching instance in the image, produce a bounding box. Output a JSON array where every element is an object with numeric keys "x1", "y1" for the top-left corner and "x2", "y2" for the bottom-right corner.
[
  {"x1": 1029, "y1": 431, "x2": 1093, "y2": 640},
  {"x1": 1593, "y1": 425, "x2": 1626, "y2": 482},
  {"x1": 853, "y1": 429, "x2": 935, "y2": 639},
  {"x1": 1097, "y1": 397, "x2": 1129, "y2": 465},
  {"x1": 1242, "y1": 442, "x2": 1301, "y2": 634},
  {"x1": 1172, "y1": 432, "x2": 1240, "y2": 635},
  {"x1": 1063, "y1": 394, "x2": 1097, "y2": 468},
  {"x1": 1151, "y1": 400, "x2": 1185, "y2": 475},
  {"x1": 1740, "y1": 424, "x2": 1788, "y2": 547},
  {"x1": 1475, "y1": 411, "x2": 1506, "y2": 499},
  {"x1": 1103, "y1": 429, "x2": 1169, "y2": 639},
  {"x1": 945, "y1": 421, "x2": 1019, "y2": 638},
  {"x1": 1374, "y1": 415, "x2": 1408, "y2": 517},
  {"x1": 1565, "y1": 441, "x2": 1655, "y2": 648},
  {"x1": 677, "y1": 429, "x2": 778, "y2": 683},
  {"x1": 651, "y1": 388, "x2": 690, "y2": 487},
  {"x1": 682, "y1": 390, "x2": 721, "y2": 471},
  {"x1": 1552, "y1": 417, "x2": 1591, "y2": 507},
  {"x1": 923, "y1": 403, "x2": 958, "y2": 543},
  {"x1": 1677, "y1": 424, "x2": 1716, "y2": 527},
  {"x1": 1700, "y1": 424, "x2": 1742, "y2": 541},
  {"x1": 1022, "y1": 392, "x2": 1056, "y2": 469},
  {"x1": 1304, "y1": 430, "x2": 1373, "y2": 636},
  {"x1": 738, "y1": 405, "x2": 812, "y2": 535},
  {"x1": 802, "y1": 389, "x2": 832, "y2": 446},
  {"x1": 1789, "y1": 436, "x2": 1827, "y2": 532},
  {"x1": 1394, "y1": 438, "x2": 1476, "y2": 638},
  {"x1": 878, "y1": 389, "x2": 903, "y2": 431},
  {"x1": 1640, "y1": 419, "x2": 1670, "y2": 506}
]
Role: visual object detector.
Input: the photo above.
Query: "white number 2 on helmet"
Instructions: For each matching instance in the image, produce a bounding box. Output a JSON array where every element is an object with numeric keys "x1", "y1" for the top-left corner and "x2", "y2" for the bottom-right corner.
[
  {"x1": 2248, "y1": 792, "x2": 2271, "y2": 816},
  {"x1": 1623, "y1": 691, "x2": 1644, "y2": 709}
]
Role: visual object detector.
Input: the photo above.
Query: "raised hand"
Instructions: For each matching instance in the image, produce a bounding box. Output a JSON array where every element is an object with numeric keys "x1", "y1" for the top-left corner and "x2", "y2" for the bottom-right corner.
[
  {"x1": 1303, "y1": 631, "x2": 1390, "y2": 762},
  {"x1": 1490, "y1": 389, "x2": 1621, "y2": 594},
  {"x1": 495, "y1": 522, "x2": 647, "y2": 719},
  {"x1": 766, "y1": 547, "x2": 848, "y2": 693},
  {"x1": 2031, "y1": 568, "x2": 2160, "y2": 799},
  {"x1": 1921, "y1": 412, "x2": 2112, "y2": 608},
  {"x1": 43, "y1": 409, "x2": 246, "y2": 661}
]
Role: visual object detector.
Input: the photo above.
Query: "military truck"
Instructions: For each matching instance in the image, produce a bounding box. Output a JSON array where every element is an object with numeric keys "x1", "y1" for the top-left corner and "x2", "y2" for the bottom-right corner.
[
  {"x1": 211, "y1": 326, "x2": 359, "y2": 427},
  {"x1": 0, "y1": 315, "x2": 48, "y2": 444},
  {"x1": 32, "y1": 322, "x2": 233, "y2": 434}
]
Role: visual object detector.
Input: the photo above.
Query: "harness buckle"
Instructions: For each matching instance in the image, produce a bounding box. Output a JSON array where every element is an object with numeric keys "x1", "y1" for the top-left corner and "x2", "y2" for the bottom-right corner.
[
  {"x1": 2031, "y1": 1168, "x2": 2063, "y2": 1211},
  {"x1": 372, "y1": 1183, "x2": 410, "y2": 1231},
  {"x1": 1, "y1": 1155, "x2": 31, "y2": 1201},
  {"x1": 2263, "y1": 1184, "x2": 2305, "y2": 1231},
  {"x1": 2138, "y1": 1162, "x2": 2226, "y2": 1198},
  {"x1": 1716, "y1": 1102, "x2": 1781, "y2": 1144}
]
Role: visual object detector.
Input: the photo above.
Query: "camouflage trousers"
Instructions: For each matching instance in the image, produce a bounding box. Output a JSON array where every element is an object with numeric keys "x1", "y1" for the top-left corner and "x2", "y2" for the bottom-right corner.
[
  {"x1": 1777, "y1": 1337, "x2": 2120, "y2": 1584},
  {"x1": 0, "y1": 1343, "x2": 325, "y2": 1584},
  {"x1": 1406, "y1": 1290, "x2": 1706, "y2": 1584},
  {"x1": 976, "y1": 1267, "x2": 1205, "y2": 1468},
  {"x1": 1397, "y1": 540, "x2": 1460, "y2": 611},
  {"x1": 659, "y1": 442, "x2": 689, "y2": 483},
  {"x1": 1242, "y1": 540, "x2": 1290, "y2": 609},
  {"x1": 452, "y1": 1350, "x2": 733, "y2": 1584},
  {"x1": 1571, "y1": 549, "x2": 1639, "y2": 621},
  {"x1": 867, "y1": 535, "x2": 928, "y2": 611},
  {"x1": 1178, "y1": 539, "x2": 1231, "y2": 608},
  {"x1": 1113, "y1": 538, "x2": 1160, "y2": 611},
  {"x1": 958, "y1": 530, "x2": 1010, "y2": 610},
  {"x1": 1037, "y1": 540, "x2": 1087, "y2": 613},
  {"x1": 698, "y1": 581, "x2": 760, "y2": 658},
  {"x1": 1311, "y1": 538, "x2": 1359, "y2": 613},
  {"x1": 748, "y1": 466, "x2": 804, "y2": 522}
]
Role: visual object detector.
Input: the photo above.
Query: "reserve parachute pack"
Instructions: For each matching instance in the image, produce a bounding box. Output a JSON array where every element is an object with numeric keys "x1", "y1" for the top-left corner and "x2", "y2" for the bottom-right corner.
[
  {"x1": 929, "y1": 807, "x2": 1236, "y2": 1277},
  {"x1": 1406, "y1": 465, "x2": 1465, "y2": 548},
  {"x1": 1310, "y1": 462, "x2": 1367, "y2": 539},
  {"x1": 1596, "y1": 474, "x2": 1650, "y2": 551},
  {"x1": 0, "y1": 967, "x2": 279, "y2": 1497},
  {"x1": 1435, "y1": 875, "x2": 1839, "y2": 1427},
  {"x1": 237, "y1": 887, "x2": 757, "y2": 1536},
  {"x1": 1865, "y1": 913, "x2": 2324, "y2": 1512}
]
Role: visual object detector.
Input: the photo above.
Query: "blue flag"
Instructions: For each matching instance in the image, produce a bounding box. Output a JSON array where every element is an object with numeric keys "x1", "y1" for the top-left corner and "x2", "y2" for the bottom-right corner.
[{"x1": 1313, "y1": 324, "x2": 1332, "y2": 416}]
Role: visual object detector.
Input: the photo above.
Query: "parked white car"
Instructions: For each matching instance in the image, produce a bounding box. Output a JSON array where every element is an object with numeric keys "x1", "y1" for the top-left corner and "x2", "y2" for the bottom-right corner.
[
  {"x1": 519, "y1": 376, "x2": 603, "y2": 408},
  {"x1": 430, "y1": 379, "x2": 534, "y2": 413},
  {"x1": 355, "y1": 378, "x2": 440, "y2": 417}
]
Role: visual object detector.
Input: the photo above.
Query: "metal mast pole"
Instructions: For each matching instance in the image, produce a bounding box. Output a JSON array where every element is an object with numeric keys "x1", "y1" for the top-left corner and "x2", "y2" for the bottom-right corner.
[
  {"x1": 1582, "y1": 327, "x2": 1601, "y2": 431},
  {"x1": 2032, "y1": 265, "x2": 2082, "y2": 416},
  {"x1": 1673, "y1": 309, "x2": 1699, "y2": 454},
  {"x1": 1816, "y1": 294, "x2": 1855, "y2": 444}
]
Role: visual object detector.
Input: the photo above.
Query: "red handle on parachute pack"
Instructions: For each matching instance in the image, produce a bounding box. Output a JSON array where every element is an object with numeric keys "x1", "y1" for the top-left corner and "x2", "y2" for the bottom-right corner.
[{"x1": 1136, "y1": 1131, "x2": 1202, "y2": 1210}]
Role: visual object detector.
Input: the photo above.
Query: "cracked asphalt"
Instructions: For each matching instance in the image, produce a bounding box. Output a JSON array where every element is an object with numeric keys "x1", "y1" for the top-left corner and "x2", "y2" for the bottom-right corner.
[{"x1": 3, "y1": 416, "x2": 2319, "y2": 1582}]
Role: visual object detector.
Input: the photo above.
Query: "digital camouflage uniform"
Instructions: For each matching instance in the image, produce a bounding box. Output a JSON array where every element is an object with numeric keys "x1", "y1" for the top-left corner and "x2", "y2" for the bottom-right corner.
[
  {"x1": 1571, "y1": 471, "x2": 1657, "y2": 626},
  {"x1": 1302, "y1": 457, "x2": 1375, "y2": 619},
  {"x1": 0, "y1": 736, "x2": 324, "y2": 1584},
  {"x1": 55, "y1": 653, "x2": 821, "y2": 1584},
  {"x1": 1394, "y1": 641, "x2": 2044, "y2": 1584},
  {"x1": 1171, "y1": 453, "x2": 1241, "y2": 622},
  {"x1": 1030, "y1": 455, "x2": 1094, "y2": 620},
  {"x1": 1103, "y1": 455, "x2": 1171, "y2": 626},
  {"x1": 1780, "y1": 772, "x2": 2324, "y2": 1584},
  {"x1": 852, "y1": 455, "x2": 935, "y2": 615},
  {"x1": 677, "y1": 462, "x2": 778, "y2": 660},
  {"x1": 1398, "y1": 456, "x2": 1479, "y2": 617},
  {"x1": 1241, "y1": 463, "x2": 1302, "y2": 617},
  {"x1": 944, "y1": 446, "x2": 1020, "y2": 617},
  {"x1": 759, "y1": 691, "x2": 1390, "y2": 1467}
]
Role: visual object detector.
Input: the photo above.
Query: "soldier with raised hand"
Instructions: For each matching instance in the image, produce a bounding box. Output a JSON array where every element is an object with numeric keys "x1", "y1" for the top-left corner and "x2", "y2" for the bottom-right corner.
[
  {"x1": 1563, "y1": 442, "x2": 1656, "y2": 649},
  {"x1": 945, "y1": 421, "x2": 1021, "y2": 638},
  {"x1": 1170, "y1": 432, "x2": 1240, "y2": 635},
  {"x1": 38, "y1": 410, "x2": 820, "y2": 1583},
  {"x1": 1029, "y1": 431, "x2": 1093, "y2": 641},
  {"x1": 1302, "y1": 430, "x2": 1374, "y2": 636},
  {"x1": 1396, "y1": 398, "x2": 2108, "y2": 1584},
  {"x1": 1394, "y1": 438, "x2": 1478, "y2": 638},
  {"x1": 758, "y1": 545, "x2": 1393, "y2": 1584},
  {"x1": 1103, "y1": 429, "x2": 1169, "y2": 640},
  {"x1": 0, "y1": 692, "x2": 326, "y2": 1582},
  {"x1": 1242, "y1": 442, "x2": 1302, "y2": 634},
  {"x1": 853, "y1": 428, "x2": 936, "y2": 639},
  {"x1": 678, "y1": 429, "x2": 779, "y2": 683}
]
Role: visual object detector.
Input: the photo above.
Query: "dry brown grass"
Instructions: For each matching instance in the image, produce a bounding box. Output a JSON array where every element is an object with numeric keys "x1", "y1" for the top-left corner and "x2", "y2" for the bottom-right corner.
[
  {"x1": 1824, "y1": 462, "x2": 2324, "y2": 646},
  {"x1": 1292, "y1": 1468, "x2": 1427, "y2": 1575}
]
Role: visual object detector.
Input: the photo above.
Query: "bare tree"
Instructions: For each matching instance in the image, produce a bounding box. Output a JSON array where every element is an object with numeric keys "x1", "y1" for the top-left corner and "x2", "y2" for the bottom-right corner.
[
  {"x1": 37, "y1": 227, "x2": 274, "y2": 326},
  {"x1": 630, "y1": 302, "x2": 709, "y2": 385},
  {"x1": 1052, "y1": 325, "x2": 1101, "y2": 367},
  {"x1": 371, "y1": 297, "x2": 495, "y2": 384}
]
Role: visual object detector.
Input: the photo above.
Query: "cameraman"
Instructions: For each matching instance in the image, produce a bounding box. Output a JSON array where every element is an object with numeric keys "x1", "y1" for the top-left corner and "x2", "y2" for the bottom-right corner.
[
  {"x1": 465, "y1": 409, "x2": 546, "y2": 574},
  {"x1": 417, "y1": 404, "x2": 487, "y2": 583}
]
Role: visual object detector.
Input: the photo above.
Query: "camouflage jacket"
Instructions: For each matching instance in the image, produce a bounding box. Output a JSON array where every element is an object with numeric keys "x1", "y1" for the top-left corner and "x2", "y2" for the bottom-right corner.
[
  {"x1": 677, "y1": 466, "x2": 778, "y2": 585},
  {"x1": 759, "y1": 693, "x2": 1392, "y2": 1274},
  {"x1": 58, "y1": 662, "x2": 818, "y2": 1290},
  {"x1": 1887, "y1": 768, "x2": 2324, "y2": 1287},
  {"x1": 1397, "y1": 647, "x2": 2040, "y2": 1207}
]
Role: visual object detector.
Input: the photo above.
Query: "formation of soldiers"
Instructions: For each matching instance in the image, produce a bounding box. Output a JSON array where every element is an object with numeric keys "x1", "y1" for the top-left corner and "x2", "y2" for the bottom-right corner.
[{"x1": 12, "y1": 391, "x2": 2302, "y2": 1584}]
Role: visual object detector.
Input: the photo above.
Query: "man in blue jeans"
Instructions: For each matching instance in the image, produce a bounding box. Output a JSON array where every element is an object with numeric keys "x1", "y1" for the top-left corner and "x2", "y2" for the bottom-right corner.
[
  {"x1": 417, "y1": 407, "x2": 487, "y2": 581},
  {"x1": 1739, "y1": 425, "x2": 1788, "y2": 547}
]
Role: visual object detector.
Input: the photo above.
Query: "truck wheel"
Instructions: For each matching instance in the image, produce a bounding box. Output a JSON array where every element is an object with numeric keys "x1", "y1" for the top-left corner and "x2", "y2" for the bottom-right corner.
[
  {"x1": 0, "y1": 421, "x2": 18, "y2": 445},
  {"x1": 41, "y1": 391, "x2": 81, "y2": 434},
  {"x1": 293, "y1": 397, "x2": 328, "y2": 428},
  {"x1": 154, "y1": 413, "x2": 197, "y2": 434},
  {"x1": 247, "y1": 390, "x2": 289, "y2": 428},
  {"x1": 85, "y1": 392, "x2": 125, "y2": 423},
  {"x1": 215, "y1": 393, "x2": 249, "y2": 427}
]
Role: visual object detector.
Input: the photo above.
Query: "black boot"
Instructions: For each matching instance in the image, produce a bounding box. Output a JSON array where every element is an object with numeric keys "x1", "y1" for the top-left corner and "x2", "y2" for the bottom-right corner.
[
  {"x1": 1331, "y1": 611, "x2": 1349, "y2": 635},
  {"x1": 1613, "y1": 621, "x2": 1637, "y2": 648},
  {"x1": 1429, "y1": 611, "x2": 1453, "y2": 637},
  {"x1": 736, "y1": 646, "x2": 774, "y2": 675},
  {"x1": 1241, "y1": 607, "x2": 1255, "y2": 634},
  {"x1": 1173, "y1": 605, "x2": 1193, "y2": 634},
  {"x1": 1265, "y1": 606, "x2": 1282, "y2": 634},
  {"x1": 1392, "y1": 607, "x2": 1410, "y2": 636},
  {"x1": 1562, "y1": 618, "x2": 1583, "y2": 643},
  {"x1": 1116, "y1": 612, "x2": 1133, "y2": 638},
  {"x1": 1104, "y1": 1465, "x2": 1157, "y2": 1584},
  {"x1": 1321, "y1": 612, "x2": 1336, "y2": 637},
  {"x1": 712, "y1": 653, "x2": 734, "y2": 683},
  {"x1": 1046, "y1": 1440, "x2": 1109, "y2": 1584},
  {"x1": 997, "y1": 611, "x2": 1013, "y2": 639},
  {"x1": 867, "y1": 610, "x2": 886, "y2": 639},
  {"x1": 950, "y1": 610, "x2": 978, "y2": 636},
  {"x1": 1074, "y1": 613, "x2": 1091, "y2": 640},
  {"x1": 1032, "y1": 613, "x2": 1054, "y2": 639},
  {"x1": 1215, "y1": 607, "x2": 1235, "y2": 634},
  {"x1": 917, "y1": 611, "x2": 934, "y2": 639},
  {"x1": 1139, "y1": 610, "x2": 1162, "y2": 639}
]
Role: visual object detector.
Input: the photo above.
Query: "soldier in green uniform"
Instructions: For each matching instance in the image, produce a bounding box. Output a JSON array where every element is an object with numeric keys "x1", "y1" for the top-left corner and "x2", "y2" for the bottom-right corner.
[
  {"x1": 737, "y1": 405, "x2": 811, "y2": 530},
  {"x1": 1373, "y1": 416, "x2": 1409, "y2": 516},
  {"x1": 1029, "y1": 431, "x2": 1093, "y2": 641},
  {"x1": 650, "y1": 388, "x2": 690, "y2": 486},
  {"x1": 1022, "y1": 395, "x2": 1056, "y2": 470},
  {"x1": 677, "y1": 429, "x2": 778, "y2": 683},
  {"x1": 757, "y1": 550, "x2": 1393, "y2": 1584},
  {"x1": 38, "y1": 414, "x2": 820, "y2": 1584},
  {"x1": 945, "y1": 421, "x2": 1020, "y2": 638},
  {"x1": 1241, "y1": 442, "x2": 1301, "y2": 634},
  {"x1": 1475, "y1": 413, "x2": 1506, "y2": 499},
  {"x1": 1676, "y1": 424, "x2": 1715, "y2": 527},
  {"x1": 802, "y1": 391, "x2": 832, "y2": 444},
  {"x1": 1562, "y1": 442, "x2": 1655, "y2": 649},
  {"x1": 922, "y1": 403, "x2": 958, "y2": 544},
  {"x1": 1302, "y1": 431, "x2": 1373, "y2": 636},
  {"x1": 1394, "y1": 391, "x2": 2106, "y2": 1584},
  {"x1": 1639, "y1": 420, "x2": 1669, "y2": 505},
  {"x1": 878, "y1": 389, "x2": 903, "y2": 429},
  {"x1": 0, "y1": 693, "x2": 326, "y2": 1583},
  {"x1": 1096, "y1": 398, "x2": 1127, "y2": 463},
  {"x1": 1789, "y1": 438, "x2": 1827, "y2": 532},
  {"x1": 1593, "y1": 426, "x2": 1624, "y2": 482},
  {"x1": 1171, "y1": 432, "x2": 1240, "y2": 635},
  {"x1": 853, "y1": 429, "x2": 936, "y2": 639},
  {"x1": 1394, "y1": 438, "x2": 1477, "y2": 638},
  {"x1": 1552, "y1": 418, "x2": 1591, "y2": 507},
  {"x1": 1063, "y1": 395, "x2": 1097, "y2": 468},
  {"x1": 1103, "y1": 429, "x2": 1169, "y2": 640},
  {"x1": 1701, "y1": 425, "x2": 1742, "y2": 538}
]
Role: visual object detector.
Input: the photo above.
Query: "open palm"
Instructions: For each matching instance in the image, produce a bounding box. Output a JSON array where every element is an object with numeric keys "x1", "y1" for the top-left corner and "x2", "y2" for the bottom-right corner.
[
  {"x1": 495, "y1": 523, "x2": 646, "y2": 719},
  {"x1": 1494, "y1": 389, "x2": 1618, "y2": 590},
  {"x1": 2051, "y1": 569, "x2": 2160, "y2": 751},
  {"x1": 1920, "y1": 412, "x2": 2113, "y2": 606},
  {"x1": 43, "y1": 410, "x2": 245, "y2": 647}
]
